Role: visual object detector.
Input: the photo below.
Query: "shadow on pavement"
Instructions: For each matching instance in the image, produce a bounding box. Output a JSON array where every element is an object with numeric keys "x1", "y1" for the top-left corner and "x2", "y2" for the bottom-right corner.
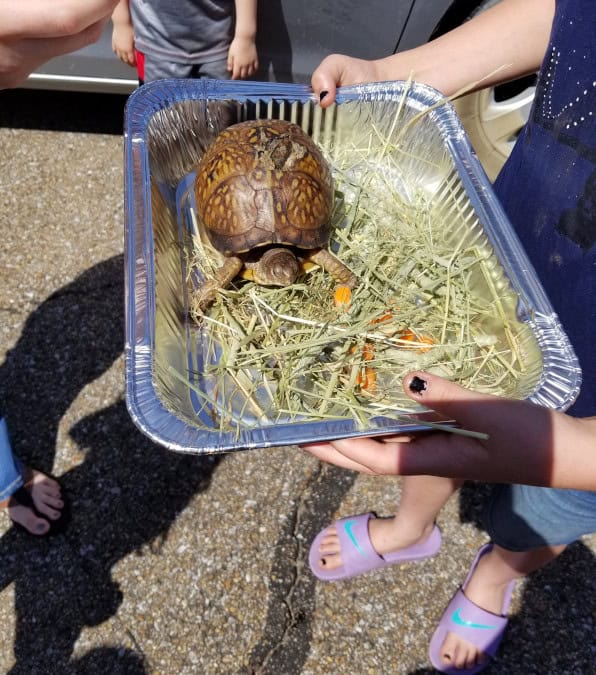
[
  {"x1": 497, "y1": 541, "x2": 596, "y2": 673},
  {"x1": 0, "y1": 89, "x2": 129, "y2": 135},
  {"x1": 408, "y1": 540, "x2": 596, "y2": 674},
  {"x1": 0, "y1": 256, "x2": 221, "y2": 672}
]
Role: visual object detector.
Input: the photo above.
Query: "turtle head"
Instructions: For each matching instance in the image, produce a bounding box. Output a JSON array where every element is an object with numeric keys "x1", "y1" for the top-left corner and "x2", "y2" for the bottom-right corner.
[{"x1": 250, "y1": 247, "x2": 300, "y2": 286}]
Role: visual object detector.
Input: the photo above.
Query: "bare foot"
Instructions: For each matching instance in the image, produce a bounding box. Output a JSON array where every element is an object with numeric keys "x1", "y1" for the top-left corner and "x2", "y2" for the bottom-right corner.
[
  {"x1": 315, "y1": 515, "x2": 435, "y2": 571},
  {"x1": 7, "y1": 470, "x2": 64, "y2": 536},
  {"x1": 438, "y1": 552, "x2": 512, "y2": 671}
]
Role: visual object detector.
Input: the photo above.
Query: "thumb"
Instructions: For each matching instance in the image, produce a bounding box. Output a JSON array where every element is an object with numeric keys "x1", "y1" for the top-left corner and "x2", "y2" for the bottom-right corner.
[{"x1": 311, "y1": 56, "x2": 340, "y2": 108}]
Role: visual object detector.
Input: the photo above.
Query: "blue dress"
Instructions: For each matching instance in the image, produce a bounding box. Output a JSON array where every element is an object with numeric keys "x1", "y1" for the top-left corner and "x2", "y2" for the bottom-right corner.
[
  {"x1": 486, "y1": 0, "x2": 596, "y2": 550},
  {"x1": 493, "y1": 0, "x2": 596, "y2": 417}
]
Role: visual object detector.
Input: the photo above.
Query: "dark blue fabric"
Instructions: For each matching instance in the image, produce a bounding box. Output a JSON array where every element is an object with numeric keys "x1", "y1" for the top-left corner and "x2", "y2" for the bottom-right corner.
[
  {"x1": 493, "y1": 0, "x2": 596, "y2": 416},
  {"x1": 485, "y1": 483, "x2": 596, "y2": 550}
]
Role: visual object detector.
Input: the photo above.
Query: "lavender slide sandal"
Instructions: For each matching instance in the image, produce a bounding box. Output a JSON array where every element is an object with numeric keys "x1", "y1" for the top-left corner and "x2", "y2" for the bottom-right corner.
[
  {"x1": 429, "y1": 544, "x2": 515, "y2": 674},
  {"x1": 308, "y1": 512, "x2": 442, "y2": 581}
]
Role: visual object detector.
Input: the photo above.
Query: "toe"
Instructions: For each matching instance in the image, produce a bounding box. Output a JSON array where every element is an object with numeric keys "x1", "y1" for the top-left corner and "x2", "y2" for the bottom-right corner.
[
  {"x1": 441, "y1": 633, "x2": 464, "y2": 668},
  {"x1": 36, "y1": 503, "x2": 62, "y2": 520},
  {"x1": 318, "y1": 537, "x2": 341, "y2": 555},
  {"x1": 27, "y1": 470, "x2": 59, "y2": 490},
  {"x1": 8, "y1": 505, "x2": 50, "y2": 536},
  {"x1": 31, "y1": 492, "x2": 63, "y2": 519},
  {"x1": 454, "y1": 643, "x2": 471, "y2": 669},
  {"x1": 441, "y1": 632, "x2": 485, "y2": 670},
  {"x1": 38, "y1": 482, "x2": 62, "y2": 500},
  {"x1": 318, "y1": 553, "x2": 343, "y2": 571},
  {"x1": 36, "y1": 474, "x2": 60, "y2": 491},
  {"x1": 318, "y1": 527, "x2": 338, "y2": 543},
  {"x1": 461, "y1": 641, "x2": 486, "y2": 669},
  {"x1": 316, "y1": 528, "x2": 343, "y2": 568},
  {"x1": 467, "y1": 649, "x2": 486, "y2": 670},
  {"x1": 26, "y1": 470, "x2": 64, "y2": 516},
  {"x1": 37, "y1": 491, "x2": 63, "y2": 510}
]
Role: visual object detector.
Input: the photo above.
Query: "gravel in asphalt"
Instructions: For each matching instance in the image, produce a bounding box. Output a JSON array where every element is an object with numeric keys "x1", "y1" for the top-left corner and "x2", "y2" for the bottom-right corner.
[{"x1": 0, "y1": 89, "x2": 594, "y2": 674}]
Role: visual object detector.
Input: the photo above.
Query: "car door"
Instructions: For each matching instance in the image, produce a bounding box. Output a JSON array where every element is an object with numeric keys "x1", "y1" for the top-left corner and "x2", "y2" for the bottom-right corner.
[
  {"x1": 256, "y1": 0, "x2": 456, "y2": 83},
  {"x1": 26, "y1": 0, "x2": 462, "y2": 92}
]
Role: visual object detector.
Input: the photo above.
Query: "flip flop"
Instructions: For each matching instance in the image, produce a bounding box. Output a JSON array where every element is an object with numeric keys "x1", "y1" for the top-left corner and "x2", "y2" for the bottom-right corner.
[
  {"x1": 308, "y1": 512, "x2": 442, "y2": 581},
  {"x1": 428, "y1": 544, "x2": 515, "y2": 674}
]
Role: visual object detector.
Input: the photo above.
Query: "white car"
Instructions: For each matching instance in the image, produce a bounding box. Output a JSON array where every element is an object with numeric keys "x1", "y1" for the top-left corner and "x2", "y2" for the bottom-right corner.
[{"x1": 26, "y1": 0, "x2": 534, "y2": 177}]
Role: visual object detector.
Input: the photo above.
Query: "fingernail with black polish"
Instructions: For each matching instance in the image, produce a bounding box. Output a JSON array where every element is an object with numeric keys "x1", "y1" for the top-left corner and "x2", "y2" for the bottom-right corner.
[
  {"x1": 319, "y1": 90, "x2": 329, "y2": 102},
  {"x1": 408, "y1": 375, "x2": 427, "y2": 394}
]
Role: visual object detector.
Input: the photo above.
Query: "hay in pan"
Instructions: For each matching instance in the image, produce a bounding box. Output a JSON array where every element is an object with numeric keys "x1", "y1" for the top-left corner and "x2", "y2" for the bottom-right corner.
[{"x1": 184, "y1": 94, "x2": 538, "y2": 434}]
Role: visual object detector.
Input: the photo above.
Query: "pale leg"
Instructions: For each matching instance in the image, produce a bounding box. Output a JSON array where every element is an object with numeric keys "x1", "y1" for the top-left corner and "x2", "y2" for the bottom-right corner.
[
  {"x1": 316, "y1": 474, "x2": 462, "y2": 570},
  {"x1": 439, "y1": 543, "x2": 566, "y2": 670}
]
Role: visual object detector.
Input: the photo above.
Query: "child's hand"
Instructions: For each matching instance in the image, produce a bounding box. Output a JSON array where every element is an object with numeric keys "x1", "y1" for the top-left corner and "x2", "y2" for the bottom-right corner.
[
  {"x1": 227, "y1": 37, "x2": 258, "y2": 80},
  {"x1": 302, "y1": 370, "x2": 596, "y2": 491},
  {"x1": 111, "y1": 22, "x2": 135, "y2": 67},
  {"x1": 311, "y1": 54, "x2": 387, "y2": 108}
]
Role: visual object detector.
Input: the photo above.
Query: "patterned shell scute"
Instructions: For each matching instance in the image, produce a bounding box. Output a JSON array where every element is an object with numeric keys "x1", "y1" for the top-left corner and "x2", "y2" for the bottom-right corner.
[{"x1": 194, "y1": 119, "x2": 334, "y2": 255}]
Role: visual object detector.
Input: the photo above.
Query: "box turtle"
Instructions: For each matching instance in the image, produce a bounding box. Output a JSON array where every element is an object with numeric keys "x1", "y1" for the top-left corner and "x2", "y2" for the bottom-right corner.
[{"x1": 193, "y1": 118, "x2": 357, "y2": 309}]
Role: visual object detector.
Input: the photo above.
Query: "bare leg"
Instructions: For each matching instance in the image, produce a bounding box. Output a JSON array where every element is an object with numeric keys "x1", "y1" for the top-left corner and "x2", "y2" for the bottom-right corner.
[
  {"x1": 316, "y1": 475, "x2": 462, "y2": 570},
  {"x1": 439, "y1": 543, "x2": 566, "y2": 670}
]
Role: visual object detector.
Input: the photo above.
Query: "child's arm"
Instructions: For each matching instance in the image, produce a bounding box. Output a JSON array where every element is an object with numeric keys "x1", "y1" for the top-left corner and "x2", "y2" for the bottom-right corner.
[
  {"x1": 303, "y1": 370, "x2": 596, "y2": 491},
  {"x1": 228, "y1": 0, "x2": 258, "y2": 80},
  {"x1": 111, "y1": 0, "x2": 135, "y2": 67},
  {"x1": 313, "y1": 0, "x2": 555, "y2": 107}
]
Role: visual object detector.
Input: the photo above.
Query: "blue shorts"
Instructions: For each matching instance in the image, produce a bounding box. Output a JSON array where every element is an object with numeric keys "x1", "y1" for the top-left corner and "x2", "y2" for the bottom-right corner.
[{"x1": 484, "y1": 484, "x2": 596, "y2": 551}]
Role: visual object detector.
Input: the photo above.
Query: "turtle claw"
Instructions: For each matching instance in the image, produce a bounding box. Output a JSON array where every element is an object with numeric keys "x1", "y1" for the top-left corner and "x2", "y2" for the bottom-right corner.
[
  {"x1": 191, "y1": 279, "x2": 220, "y2": 314},
  {"x1": 191, "y1": 256, "x2": 244, "y2": 314}
]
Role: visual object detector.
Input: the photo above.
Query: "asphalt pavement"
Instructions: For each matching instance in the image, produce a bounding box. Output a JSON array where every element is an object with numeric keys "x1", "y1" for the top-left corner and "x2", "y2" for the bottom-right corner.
[{"x1": 0, "y1": 88, "x2": 594, "y2": 675}]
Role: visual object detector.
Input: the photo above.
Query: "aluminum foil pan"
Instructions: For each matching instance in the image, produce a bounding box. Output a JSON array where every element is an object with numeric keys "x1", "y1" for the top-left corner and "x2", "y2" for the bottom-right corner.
[{"x1": 124, "y1": 79, "x2": 581, "y2": 453}]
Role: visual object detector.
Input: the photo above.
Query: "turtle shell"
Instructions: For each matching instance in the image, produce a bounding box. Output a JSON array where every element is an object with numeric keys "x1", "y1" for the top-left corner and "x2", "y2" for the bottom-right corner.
[{"x1": 194, "y1": 119, "x2": 334, "y2": 255}]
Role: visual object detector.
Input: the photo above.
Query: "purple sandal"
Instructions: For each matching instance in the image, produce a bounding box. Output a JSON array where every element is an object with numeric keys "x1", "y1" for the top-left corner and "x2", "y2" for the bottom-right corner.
[
  {"x1": 429, "y1": 544, "x2": 515, "y2": 674},
  {"x1": 308, "y1": 512, "x2": 442, "y2": 581}
]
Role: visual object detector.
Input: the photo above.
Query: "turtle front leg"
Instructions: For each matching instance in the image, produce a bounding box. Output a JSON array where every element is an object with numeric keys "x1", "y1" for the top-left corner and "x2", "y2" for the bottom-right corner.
[
  {"x1": 193, "y1": 255, "x2": 244, "y2": 312},
  {"x1": 307, "y1": 248, "x2": 359, "y2": 289}
]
